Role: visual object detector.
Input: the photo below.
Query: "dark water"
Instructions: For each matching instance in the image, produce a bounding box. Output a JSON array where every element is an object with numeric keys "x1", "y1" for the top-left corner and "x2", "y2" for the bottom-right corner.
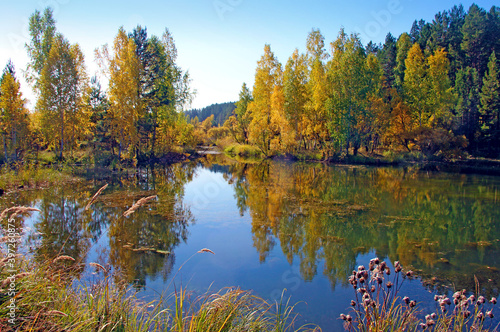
[{"x1": 2, "y1": 155, "x2": 500, "y2": 331}]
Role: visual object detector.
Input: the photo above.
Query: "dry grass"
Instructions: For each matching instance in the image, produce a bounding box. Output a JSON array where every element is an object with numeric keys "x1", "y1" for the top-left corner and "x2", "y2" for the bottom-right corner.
[
  {"x1": 84, "y1": 183, "x2": 108, "y2": 210},
  {"x1": 123, "y1": 195, "x2": 157, "y2": 217}
]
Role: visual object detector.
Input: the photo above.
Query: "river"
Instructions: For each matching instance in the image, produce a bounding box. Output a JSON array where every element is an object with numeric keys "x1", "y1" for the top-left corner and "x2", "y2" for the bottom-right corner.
[{"x1": 2, "y1": 155, "x2": 500, "y2": 331}]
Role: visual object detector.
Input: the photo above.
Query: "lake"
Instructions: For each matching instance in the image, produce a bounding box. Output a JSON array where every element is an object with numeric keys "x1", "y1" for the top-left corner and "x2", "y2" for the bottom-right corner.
[{"x1": 2, "y1": 155, "x2": 500, "y2": 331}]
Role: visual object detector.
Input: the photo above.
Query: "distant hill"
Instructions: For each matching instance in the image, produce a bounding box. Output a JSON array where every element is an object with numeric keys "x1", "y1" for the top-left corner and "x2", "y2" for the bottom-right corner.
[{"x1": 185, "y1": 102, "x2": 236, "y2": 126}]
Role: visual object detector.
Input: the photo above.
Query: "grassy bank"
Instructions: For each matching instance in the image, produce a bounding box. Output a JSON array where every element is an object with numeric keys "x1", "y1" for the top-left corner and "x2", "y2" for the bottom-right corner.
[
  {"x1": 0, "y1": 247, "x2": 313, "y2": 331},
  {"x1": 0, "y1": 164, "x2": 79, "y2": 193}
]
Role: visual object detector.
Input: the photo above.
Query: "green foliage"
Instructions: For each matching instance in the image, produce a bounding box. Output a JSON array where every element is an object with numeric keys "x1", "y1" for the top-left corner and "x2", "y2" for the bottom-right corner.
[
  {"x1": 186, "y1": 102, "x2": 236, "y2": 126},
  {"x1": 224, "y1": 143, "x2": 262, "y2": 159},
  {"x1": 479, "y1": 51, "x2": 500, "y2": 153}
]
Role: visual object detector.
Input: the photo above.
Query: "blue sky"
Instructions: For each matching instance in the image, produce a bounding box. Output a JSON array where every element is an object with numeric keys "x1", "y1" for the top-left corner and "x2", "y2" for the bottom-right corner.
[{"x1": 1, "y1": 0, "x2": 498, "y2": 109}]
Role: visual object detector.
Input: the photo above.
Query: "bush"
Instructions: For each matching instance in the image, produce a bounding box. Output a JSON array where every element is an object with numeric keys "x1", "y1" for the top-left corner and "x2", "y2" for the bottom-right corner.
[
  {"x1": 224, "y1": 143, "x2": 262, "y2": 159},
  {"x1": 408, "y1": 128, "x2": 468, "y2": 160}
]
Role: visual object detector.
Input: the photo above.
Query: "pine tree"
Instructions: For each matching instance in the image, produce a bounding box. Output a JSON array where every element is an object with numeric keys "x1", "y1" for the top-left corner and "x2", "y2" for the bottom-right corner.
[
  {"x1": 461, "y1": 4, "x2": 489, "y2": 76},
  {"x1": 479, "y1": 51, "x2": 500, "y2": 147},
  {"x1": 455, "y1": 66, "x2": 480, "y2": 146},
  {"x1": 233, "y1": 83, "x2": 253, "y2": 143},
  {"x1": 379, "y1": 33, "x2": 397, "y2": 87}
]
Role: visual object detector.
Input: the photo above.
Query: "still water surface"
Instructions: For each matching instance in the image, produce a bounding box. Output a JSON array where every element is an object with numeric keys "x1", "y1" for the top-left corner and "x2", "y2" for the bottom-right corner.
[{"x1": 3, "y1": 155, "x2": 500, "y2": 331}]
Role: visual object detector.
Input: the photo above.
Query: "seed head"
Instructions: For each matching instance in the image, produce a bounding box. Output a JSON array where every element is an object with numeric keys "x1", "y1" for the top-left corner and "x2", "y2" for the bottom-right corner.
[
  {"x1": 386, "y1": 281, "x2": 393, "y2": 289},
  {"x1": 490, "y1": 297, "x2": 497, "y2": 305},
  {"x1": 379, "y1": 261, "x2": 386, "y2": 271},
  {"x1": 486, "y1": 310, "x2": 494, "y2": 318},
  {"x1": 351, "y1": 300, "x2": 356, "y2": 307},
  {"x1": 410, "y1": 300, "x2": 416, "y2": 308},
  {"x1": 403, "y1": 296, "x2": 410, "y2": 305}
]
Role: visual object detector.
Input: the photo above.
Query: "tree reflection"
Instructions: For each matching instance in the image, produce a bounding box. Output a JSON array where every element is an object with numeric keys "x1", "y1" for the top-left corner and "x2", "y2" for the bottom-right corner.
[
  {"x1": 11, "y1": 162, "x2": 196, "y2": 289},
  {"x1": 212, "y1": 158, "x2": 500, "y2": 295}
]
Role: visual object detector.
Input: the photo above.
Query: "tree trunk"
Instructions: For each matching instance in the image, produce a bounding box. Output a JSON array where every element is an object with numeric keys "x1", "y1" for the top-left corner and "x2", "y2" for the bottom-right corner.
[
  {"x1": 60, "y1": 111, "x2": 64, "y2": 160},
  {"x1": 2, "y1": 133, "x2": 8, "y2": 164},
  {"x1": 12, "y1": 126, "x2": 17, "y2": 161},
  {"x1": 151, "y1": 121, "x2": 157, "y2": 160}
]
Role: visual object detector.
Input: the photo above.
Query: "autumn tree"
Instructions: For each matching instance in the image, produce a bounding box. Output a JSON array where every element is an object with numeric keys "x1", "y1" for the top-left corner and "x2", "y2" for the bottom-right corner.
[
  {"x1": 37, "y1": 34, "x2": 88, "y2": 160},
  {"x1": 326, "y1": 29, "x2": 380, "y2": 155},
  {"x1": 270, "y1": 80, "x2": 295, "y2": 152},
  {"x1": 248, "y1": 45, "x2": 282, "y2": 155},
  {"x1": 0, "y1": 62, "x2": 30, "y2": 162},
  {"x1": 98, "y1": 27, "x2": 141, "y2": 160},
  {"x1": 283, "y1": 49, "x2": 308, "y2": 150},
  {"x1": 403, "y1": 43, "x2": 429, "y2": 128},
  {"x1": 304, "y1": 29, "x2": 329, "y2": 150},
  {"x1": 426, "y1": 48, "x2": 455, "y2": 127}
]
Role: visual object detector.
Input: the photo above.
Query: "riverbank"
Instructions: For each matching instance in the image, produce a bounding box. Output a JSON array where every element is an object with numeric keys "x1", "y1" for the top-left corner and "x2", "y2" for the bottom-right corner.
[{"x1": 221, "y1": 143, "x2": 500, "y2": 176}]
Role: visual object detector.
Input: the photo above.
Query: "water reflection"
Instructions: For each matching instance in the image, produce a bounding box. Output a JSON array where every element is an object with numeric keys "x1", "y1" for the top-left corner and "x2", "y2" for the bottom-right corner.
[
  {"x1": 2, "y1": 157, "x2": 499, "y2": 300},
  {"x1": 203, "y1": 155, "x2": 500, "y2": 297},
  {"x1": 1, "y1": 163, "x2": 197, "y2": 288}
]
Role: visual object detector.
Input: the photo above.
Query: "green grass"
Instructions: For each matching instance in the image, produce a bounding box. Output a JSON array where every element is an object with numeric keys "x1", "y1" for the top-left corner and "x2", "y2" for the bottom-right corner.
[
  {"x1": 224, "y1": 144, "x2": 263, "y2": 159},
  {"x1": 0, "y1": 164, "x2": 78, "y2": 192}
]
